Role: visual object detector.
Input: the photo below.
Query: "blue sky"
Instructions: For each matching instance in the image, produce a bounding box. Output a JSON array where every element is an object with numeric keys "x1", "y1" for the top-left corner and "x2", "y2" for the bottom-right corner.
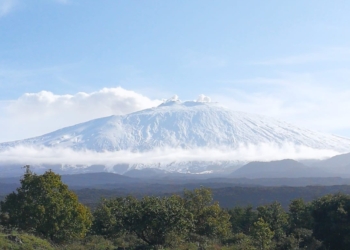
[{"x1": 1, "y1": 0, "x2": 350, "y2": 141}]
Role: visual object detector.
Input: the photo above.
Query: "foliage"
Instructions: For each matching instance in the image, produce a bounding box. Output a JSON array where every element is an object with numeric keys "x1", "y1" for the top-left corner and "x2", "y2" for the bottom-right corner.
[
  {"x1": 0, "y1": 232, "x2": 54, "y2": 250},
  {"x1": 311, "y1": 193, "x2": 350, "y2": 249},
  {"x1": 184, "y1": 187, "x2": 231, "y2": 241},
  {"x1": 4, "y1": 168, "x2": 350, "y2": 249},
  {"x1": 72, "y1": 183, "x2": 350, "y2": 210},
  {"x1": 223, "y1": 233, "x2": 256, "y2": 250},
  {"x1": 125, "y1": 194, "x2": 193, "y2": 247},
  {"x1": 57, "y1": 235, "x2": 115, "y2": 250},
  {"x1": 91, "y1": 196, "x2": 135, "y2": 238},
  {"x1": 91, "y1": 187, "x2": 232, "y2": 248},
  {"x1": 288, "y1": 198, "x2": 313, "y2": 231},
  {"x1": 228, "y1": 205, "x2": 258, "y2": 235},
  {"x1": 291, "y1": 228, "x2": 322, "y2": 250},
  {"x1": 257, "y1": 202, "x2": 289, "y2": 242},
  {"x1": 0, "y1": 166, "x2": 92, "y2": 243},
  {"x1": 251, "y1": 218, "x2": 274, "y2": 250}
]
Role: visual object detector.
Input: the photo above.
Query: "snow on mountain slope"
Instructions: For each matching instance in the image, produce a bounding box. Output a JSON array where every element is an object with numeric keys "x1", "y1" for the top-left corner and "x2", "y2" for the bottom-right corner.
[{"x1": 1, "y1": 100, "x2": 350, "y2": 153}]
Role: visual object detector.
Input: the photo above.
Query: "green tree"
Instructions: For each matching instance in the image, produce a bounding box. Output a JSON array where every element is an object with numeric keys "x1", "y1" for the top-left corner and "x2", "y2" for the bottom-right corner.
[
  {"x1": 288, "y1": 198, "x2": 313, "y2": 231},
  {"x1": 228, "y1": 205, "x2": 258, "y2": 235},
  {"x1": 123, "y1": 195, "x2": 193, "y2": 248},
  {"x1": 91, "y1": 196, "x2": 135, "y2": 238},
  {"x1": 0, "y1": 167, "x2": 92, "y2": 243},
  {"x1": 184, "y1": 187, "x2": 231, "y2": 241},
  {"x1": 252, "y1": 218, "x2": 274, "y2": 250},
  {"x1": 311, "y1": 193, "x2": 350, "y2": 249},
  {"x1": 225, "y1": 233, "x2": 256, "y2": 250},
  {"x1": 257, "y1": 202, "x2": 288, "y2": 242},
  {"x1": 287, "y1": 198, "x2": 320, "y2": 249}
]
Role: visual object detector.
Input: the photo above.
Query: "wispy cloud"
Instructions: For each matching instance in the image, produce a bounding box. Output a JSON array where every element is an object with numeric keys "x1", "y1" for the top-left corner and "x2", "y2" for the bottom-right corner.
[
  {"x1": 253, "y1": 47, "x2": 350, "y2": 65},
  {"x1": 215, "y1": 70, "x2": 350, "y2": 136},
  {"x1": 0, "y1": 0, "x2": 18, "y2": 17},
  {"x1": 0, "y1": 62, "x2": 83, "y2": 95},
  {"x1": 0, "y1": 0, "x2": 71, "y2": 18}
]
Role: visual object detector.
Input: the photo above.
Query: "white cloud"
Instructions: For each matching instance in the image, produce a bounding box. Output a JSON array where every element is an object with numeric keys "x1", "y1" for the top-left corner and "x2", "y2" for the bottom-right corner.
[
  {"x1": 196, "y1": 94, "x2": 211, "y2": 103},
  {"x1": 164, "y1": 95, "x2": 180, "y2": 103},
  {"x1": 0, "y1": 87, "x2": 162, "y2": 142},
  {"x1": 0, "y1": 85, "x2": 348, "y2": 172},
  {"x1": 215, "y1": 71, "x2": 350, "y2": 136},
  {"x1": 0, "y1": 143, "x2": 339, "y2": 173},
  {"x1": 0, "y1": 0, "x2": 18, "y2": 17}
]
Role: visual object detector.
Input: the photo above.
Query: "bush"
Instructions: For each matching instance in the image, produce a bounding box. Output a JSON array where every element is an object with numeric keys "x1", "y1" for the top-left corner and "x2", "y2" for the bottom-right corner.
[
  {"x1": 58, "y1": 235, "x2": 114, "y2": 250},
  {"x1": 0, "y1": 232, "x2": 54, "y2": 250}
]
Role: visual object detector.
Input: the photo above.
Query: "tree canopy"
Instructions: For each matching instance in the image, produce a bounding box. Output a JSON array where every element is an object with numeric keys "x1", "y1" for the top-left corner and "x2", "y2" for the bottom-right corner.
[
  {"x1": 311, "y1": 193, "x2": 350, "y2": 249},
  {"x1": 2, "y1": 167, "x2": 350, "y2": 249},
  {"x1": 0, "y1": 166, "x2": 92, "y2": 243}
]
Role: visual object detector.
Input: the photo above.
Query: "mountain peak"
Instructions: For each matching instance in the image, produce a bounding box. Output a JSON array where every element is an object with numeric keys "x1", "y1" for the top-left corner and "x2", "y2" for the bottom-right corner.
[
  {"x1": 1, "y1": 101, "x2": 349, "y2": 154},
  {"x1": 1, "y1": 100, "x2": 350, "y2": 174}
]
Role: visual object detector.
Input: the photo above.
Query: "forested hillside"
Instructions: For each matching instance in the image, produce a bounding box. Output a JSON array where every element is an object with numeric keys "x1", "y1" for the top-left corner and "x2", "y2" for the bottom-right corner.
[
  {"x1": 1, "y1": 169, "x2": 350, "y2": 249},
  {"x1": 73, "y1": 184, "x2": 350, "y2": 210}
]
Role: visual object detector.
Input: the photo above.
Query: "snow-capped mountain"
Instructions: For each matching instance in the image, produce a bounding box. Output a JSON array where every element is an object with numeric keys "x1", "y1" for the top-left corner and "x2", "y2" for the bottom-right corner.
[
  {"x1": 1, "y1": 100, "x2": 349, "y2": 152},
  {"x1": 1, "y1": 99, "x2": 350, "y2": 174}
]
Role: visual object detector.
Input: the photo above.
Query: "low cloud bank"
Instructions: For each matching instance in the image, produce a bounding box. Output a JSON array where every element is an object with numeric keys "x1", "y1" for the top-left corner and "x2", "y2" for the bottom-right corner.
[{"x1": 0, "y1": 143, "x2": 339, "y2": 171}]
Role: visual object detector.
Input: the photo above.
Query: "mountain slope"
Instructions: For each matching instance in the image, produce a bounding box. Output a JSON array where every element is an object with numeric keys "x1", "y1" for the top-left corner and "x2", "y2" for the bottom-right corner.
[
  {"x1": 314, "y1": 152, "x2": 350, "y2": 176},
  {"x1": 1, "y1": 101, "x2": 349, "y2": 153},
  {"x1": 315, "y1": 152, "x2": 350, "y2": 168},
  {"x1": 231, "y1": 159, "x2": 332, "y2": 178}
]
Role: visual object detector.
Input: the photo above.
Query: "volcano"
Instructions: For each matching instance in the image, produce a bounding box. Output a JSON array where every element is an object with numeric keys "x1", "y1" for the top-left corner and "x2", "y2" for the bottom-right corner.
[{"x1": 1, "y1": 99, "x2": 349, "y2": 174}]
